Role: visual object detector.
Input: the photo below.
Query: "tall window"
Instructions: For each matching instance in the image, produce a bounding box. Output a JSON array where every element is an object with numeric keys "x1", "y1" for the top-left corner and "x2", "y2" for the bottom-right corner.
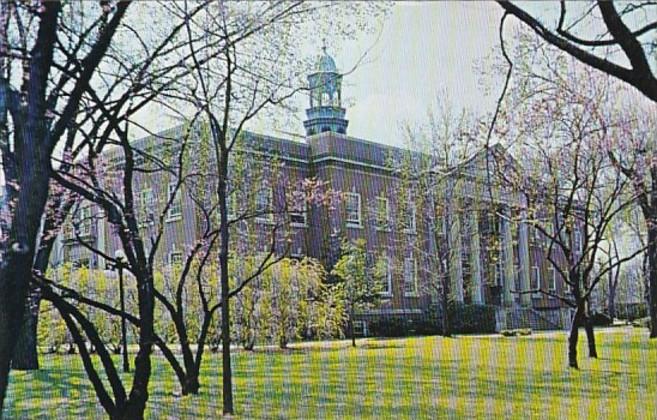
[
  {"x1": 255, "y1": 186, "x2": 273, "y2": 223},
  {"x1": 378, "y1": 256, "x2": 393, "y2": 296},
  {"x1": 344, "y1": 192, "x2": 361, "y2": 227},
  {"x1": 375, "y1": 196, "x2": 390, "y2": 230},
  {"x1": 167, "y1": 183, "x2": 182, "y2": 220},
  {"x1": 573, "y1": 231, "x2": 582, "y2": 253},
  {"x1": 531, "y1": 265, "x2": 541, "y2": 291},
  {"x1": 77, "y1": 205, "x2": 92, "y2": 236},
  {"x1": 403, "y1": 197, "x2": 416, "y2": 233},
  {"x1": 140, "y1": 188, "x2": 155, "y2": 225},
  {"x1": 548, "y1": 266, "x2": 557, "y2": 291},
  {"x1": 403, "y1": 257, "x2": 417, "y2": 296}
]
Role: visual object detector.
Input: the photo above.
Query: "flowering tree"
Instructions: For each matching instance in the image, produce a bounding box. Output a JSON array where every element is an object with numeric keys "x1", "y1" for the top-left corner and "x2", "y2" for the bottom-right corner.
[
  {"x1": 497, "y1": 50, "x2": 642, "y2": 368},
  {"x1": 495, "y1": 0, "x2": 657, "y2": 338}
]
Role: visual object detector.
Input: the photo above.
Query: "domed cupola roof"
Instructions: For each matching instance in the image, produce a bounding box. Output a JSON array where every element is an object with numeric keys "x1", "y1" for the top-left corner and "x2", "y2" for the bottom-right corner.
[{"x1": 316, "y1": 45, "x2": 337, "y2": 73}]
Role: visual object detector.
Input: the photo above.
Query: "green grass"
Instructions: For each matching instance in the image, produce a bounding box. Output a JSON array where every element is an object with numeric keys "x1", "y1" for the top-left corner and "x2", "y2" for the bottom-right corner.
[{"x1": 5, "y1": 327, "x2": 656, "y2": 419}]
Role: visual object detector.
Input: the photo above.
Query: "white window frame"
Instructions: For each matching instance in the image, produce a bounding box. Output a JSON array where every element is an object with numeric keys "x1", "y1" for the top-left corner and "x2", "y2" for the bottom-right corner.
[
  {"x1": 531, "y1": 265, "x2": 541, "y2": 292},
  {"x1": 574, "y1": 231, "x2": 582, "y2": 253},
  {"x1": 166, "y1": 182, "x2": 182, "y2": 221},
  {"x1": 77, "y1": 205, "x2": 92, "y2": 236},
  {"x1": 168, "y1": 250, "x2": 183, "y2": 266},
  {"x1": 255, "y1": 186, "x2": 274, "y2": 224},
  {"x1": 344, "y1": 192, "x2": 362, "y2": 228},
  {"x1": 379, "y1": 256, "x2": 393, "y2": 297},
  {"x1": 548, "y1": 265, "x2": 557, "y2": 291},
  {"x1": 140, "y1": 188, "x2": 155, "y2": 226},
  {"x1": 403, "y1": 198, "x2": 417, "y2": 233},
  {"x1": 403, "y1": 256, "x2": 418, "y2": 297},
  {"x1": 290, "y1": 200, "x2": 308, "y2": 227},
  {"x1": 374, "y1": 196, "x2": 390, "y2": 230}
]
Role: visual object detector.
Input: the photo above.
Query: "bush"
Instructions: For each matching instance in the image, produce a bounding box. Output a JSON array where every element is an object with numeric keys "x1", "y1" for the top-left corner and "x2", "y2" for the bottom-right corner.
[
  {"x1": 448, "y1": 303, "x2": 497, "y2": 334},
  {"x1": 368, "y1": 317, "x2": 412, "y2": 337},
  {"x1": 616, "y1": 303, "x2": 648, "y2": 321},
  {"x1": 500, "y1": 328, "x2": 531, "y2": 337},
  {"x1": 589, "y1": 312, "x2": 612, "y2": 327}
]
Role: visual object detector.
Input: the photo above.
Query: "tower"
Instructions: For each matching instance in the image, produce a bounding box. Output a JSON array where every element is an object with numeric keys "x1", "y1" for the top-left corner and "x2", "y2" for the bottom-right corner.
[{"x1": 303, "y1": 45, "x2": 348, "y2": 136}]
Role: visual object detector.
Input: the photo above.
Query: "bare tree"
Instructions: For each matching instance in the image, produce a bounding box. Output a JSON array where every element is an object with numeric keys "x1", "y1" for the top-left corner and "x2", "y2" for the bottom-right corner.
[
  {"x1": 0, "y1": 0, "x2": 134, "y2": 411},
  {"x1": 498, "y1": 56, "x2": 641, "y2": 368},
  {"x1": 159, "y1": 2, "x2": 387, "y2": 414},
  {"x1": 495, "y1": 0, "x2": 657, "y2": 338}
]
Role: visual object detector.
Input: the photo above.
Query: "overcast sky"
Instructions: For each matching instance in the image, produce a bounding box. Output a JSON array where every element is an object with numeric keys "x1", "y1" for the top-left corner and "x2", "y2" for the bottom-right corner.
[{"x1": 272, "y1": 2, "x2": 507, "y2": 146}]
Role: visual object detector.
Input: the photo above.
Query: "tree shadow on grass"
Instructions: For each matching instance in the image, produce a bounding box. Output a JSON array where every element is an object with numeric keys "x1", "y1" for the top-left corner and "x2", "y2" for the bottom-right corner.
[{"x1": 6, "y1": 357, "x2": 104, "y2": 419}]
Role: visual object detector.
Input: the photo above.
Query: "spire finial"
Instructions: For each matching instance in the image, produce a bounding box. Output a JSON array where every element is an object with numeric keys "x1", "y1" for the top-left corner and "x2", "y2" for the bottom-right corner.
[{"x1": 321, "y1": 38, "x2": 327, "y2": 55}]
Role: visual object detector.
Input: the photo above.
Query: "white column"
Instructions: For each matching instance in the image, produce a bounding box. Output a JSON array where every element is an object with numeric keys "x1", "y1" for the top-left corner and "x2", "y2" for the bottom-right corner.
[
  {"x1": 96, "y1": 205, "x2": 106, "y2": 269},
  {"x1": 469, "y1": 211, "x2": 483, "y2": 304},
  {"x1": 449, "y1": 211, "x2": 464, "y2": 303},
  {"x1": 502, "y1": 211, "x2": 515, "y2": 306},
  {"x1": 518, "y1": 212, "x2": 531, "y2": 306}
]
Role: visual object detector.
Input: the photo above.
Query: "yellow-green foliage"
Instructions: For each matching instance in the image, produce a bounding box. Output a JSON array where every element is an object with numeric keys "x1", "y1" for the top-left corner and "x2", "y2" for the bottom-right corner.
[
  {"x1": 38, "y1": 264, "x2": 119, "y2": 351},
  {"x1": 233, "y1": 257, "x2": 346, "y2": 349}
]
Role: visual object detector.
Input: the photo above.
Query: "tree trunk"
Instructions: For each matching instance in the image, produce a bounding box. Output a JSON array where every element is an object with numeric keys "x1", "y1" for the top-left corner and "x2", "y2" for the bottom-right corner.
[
  {"x1": 349, "y1": 306, "x2": 356, "y2": 347},
  {"x1": 11, "y1": 291, "x2": 40, "y2": 370},
  {"x1": 218, "y1": 153, "x2": 234, "y2": 415},
  {"x1": 584, "y1": 316, "x2": 598, "y2": 358},
  {"x1": 607, "y1": 282, "x2": 616, "y2": 321},
  {"x1": 182, "y1": 373, "x2": 200, "y2": 396},
  {"x1": 568, "y1": 306, "x2": 583, "y2": 369},
  {"x1": 442, "y1": 275, "x2": 451, "y2": 338},
  {"x1": 647, "y1": 226, "x2": 657, "y2": 338}
]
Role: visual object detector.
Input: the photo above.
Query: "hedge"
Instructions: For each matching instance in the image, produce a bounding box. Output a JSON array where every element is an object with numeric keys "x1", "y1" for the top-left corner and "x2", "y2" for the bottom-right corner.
[{"x1": 366, "y1": 303, "x2": 497, "y2": 337}]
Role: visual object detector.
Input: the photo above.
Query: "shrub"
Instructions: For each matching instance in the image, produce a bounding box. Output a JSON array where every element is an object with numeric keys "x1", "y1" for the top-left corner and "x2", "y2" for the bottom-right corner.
[
  {"x1": 589, "y1": 312, "x2": 612, "y2": 327},
  {"x1": 500, "y1": 328, "x2": 531, "y2": 337},
  {"x1": 448, "y1": 303, "x2": 497, "y2": 334},
  {"x1": 616, "y1": 303, "x2": 648, "y2": 321},
  {"x1": 368, "y1": 317, "x2": 412, "y2": 337}
]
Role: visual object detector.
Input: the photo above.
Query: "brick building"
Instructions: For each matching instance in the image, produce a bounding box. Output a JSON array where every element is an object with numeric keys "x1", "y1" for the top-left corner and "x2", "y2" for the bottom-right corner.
[{"x1": 54, "y1": 50, "x2": 574, "y2": 331}]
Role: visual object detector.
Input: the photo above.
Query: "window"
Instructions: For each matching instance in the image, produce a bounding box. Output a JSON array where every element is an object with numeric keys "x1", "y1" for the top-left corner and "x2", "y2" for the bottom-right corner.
[
  {"x1": 290, "y1": 200, "x2": 307, "y2": 226},
  {"x1": 374, "y1": 196, "x2": 390, "y2": 230},
  {"x1": 140, "y1": 188, "x2": 155, "y2": 225},
  {"x1": 531, "y1": 265, "x2": 541, "y2": 291},
  {"x1": 548, "y1": 266, "x2": 557, "y2": 291},
  {"x1": 378, "y1": 256, "x2": 393, "y2": 296},
  {"x1": 76, "y1": 205, "x2": 92, "y2": 236},
  {"x1": 344, "y1": 192, "x2": 361, "y2": 227},
  {"x1": 255, "y1": 186, "x2": 273, "y2": 223},
  {"x1": 167, "y1": 183, "x2": 182, "y2": 220},
  {"x1": 403, "y1": 198, "x2": 416, "y2": 233},
  {"x1": 403, "y1": 257, "x2": 417, "y2": 296},
  {"x1": 532, "y1": 226, "x2": 542, "y2": 244},
  {"x1": 495, "y1": 258, "x2": 504, "y2": 287},
  {"x1": 574, "y1": 231, "x2": 582, "y2": 253},
  {"x1": 169, "y1": 250, "x2": 183, "y2": 265}
]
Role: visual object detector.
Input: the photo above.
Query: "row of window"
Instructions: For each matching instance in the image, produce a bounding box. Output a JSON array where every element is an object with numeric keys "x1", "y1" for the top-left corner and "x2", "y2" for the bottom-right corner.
[
  {"x1": 531, "y1": 225, "x2": 583, "y2": 252},
  {"x1": 366, "y1": 255, "x2": 418, "y2": 297},
  {"x1": 530, "y1": 264, "x2": 558, "y2": 292},
  {"x1": 344, "y1": 192, "x2": 416, "y2": 231}
]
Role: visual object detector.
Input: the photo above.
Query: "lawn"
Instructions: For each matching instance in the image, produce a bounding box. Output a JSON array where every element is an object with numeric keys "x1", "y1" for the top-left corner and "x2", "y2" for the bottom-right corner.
[{"x1": 4, "y1": 326, "x2": 656, "y2": 419}]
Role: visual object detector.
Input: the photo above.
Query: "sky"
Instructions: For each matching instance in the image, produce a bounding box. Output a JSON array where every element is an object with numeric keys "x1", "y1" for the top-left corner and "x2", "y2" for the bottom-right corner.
[
  {"x1": 320, "y1": 2, "x2": 503, "y2": 146},
  {"x1": 273, "y1": 2, "x2": 507, "y2": 146}
]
